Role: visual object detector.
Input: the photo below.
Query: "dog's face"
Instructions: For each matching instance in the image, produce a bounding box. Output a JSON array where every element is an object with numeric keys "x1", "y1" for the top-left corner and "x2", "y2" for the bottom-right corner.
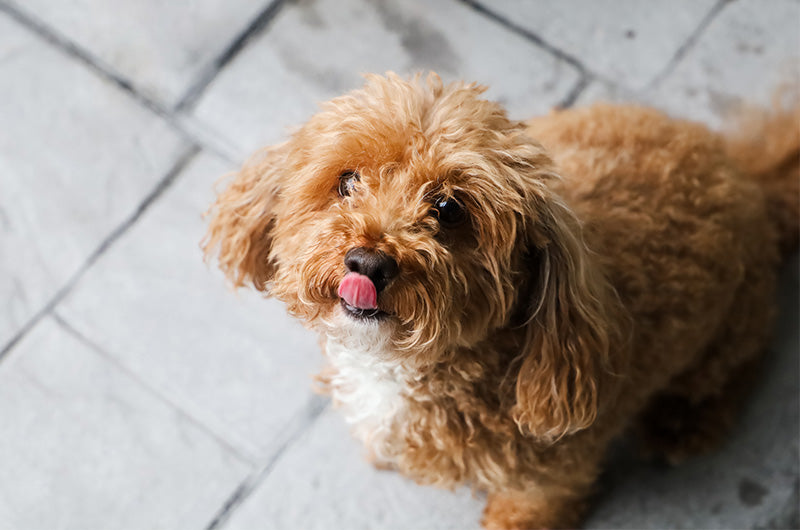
[
  {"x1": 208, "y1": 74, "x2": 557, "y2": 359},
  {"x1": 205, "y1": 73, "x2": 619, "y2": 440}
]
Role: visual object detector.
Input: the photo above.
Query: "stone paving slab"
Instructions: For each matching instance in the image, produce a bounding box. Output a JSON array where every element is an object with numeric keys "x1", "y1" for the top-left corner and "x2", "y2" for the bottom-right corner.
[
  {"x1": 59, "y1": 152, "x2": 323, "y2": 460},
  {"x1": 482, "y1": 0, "x2": 718, "y2": 90},
  {"x1": 578, "y1": 0, "x2": 800, "y2": 129},
  {"x1": 223, "y1": 408, "x2": 485, "y2": 530},
  {"x1": 1, "y1": 0, "x2": 272, "y2": 107},
  {"x1": 0, "y1": 12, "x2": 188, "y2": 348},
  {"x1": 0, "y1": 317, "x2": 251, "y2": 529},
  {"x1": 188, "y1": 0, "x2": 581, "y2": 160}
]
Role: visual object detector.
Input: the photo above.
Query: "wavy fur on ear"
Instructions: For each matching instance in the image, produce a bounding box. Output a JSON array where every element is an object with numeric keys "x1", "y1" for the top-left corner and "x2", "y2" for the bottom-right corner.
[
  {"x1": 203, "y1": 144, "x2": 288, "y2": 291},
  {"x1": 512, "y1": 195, "x2": 624, "y2": 442}
]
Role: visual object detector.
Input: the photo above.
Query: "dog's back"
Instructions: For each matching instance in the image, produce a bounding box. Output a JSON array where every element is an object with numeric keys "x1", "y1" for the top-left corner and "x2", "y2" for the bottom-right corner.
[
  {"x1": 526, "y1": 103, "x2": 796, "y2": 462},
  {"x1": 722, "y1": 103, "x2": 800, "y2": 256}
]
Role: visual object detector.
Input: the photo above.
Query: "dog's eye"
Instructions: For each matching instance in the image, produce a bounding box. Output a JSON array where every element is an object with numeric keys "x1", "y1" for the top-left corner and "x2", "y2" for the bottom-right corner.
[
  {"x1": 432, "y1": 196, "x2": 467, "y2": 227},
  {"x1": 338, "y1": 170, "x2": 360, "y2": 197}
]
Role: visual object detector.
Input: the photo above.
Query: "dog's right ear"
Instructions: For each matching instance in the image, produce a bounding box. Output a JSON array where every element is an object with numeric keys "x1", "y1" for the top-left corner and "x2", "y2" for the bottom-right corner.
[
  {"x1": 202, "y1": 143, "x2": 288, "y2": 291},
  {"x1": 510, "y1": 193, "x2": 625, "y2": 443}
]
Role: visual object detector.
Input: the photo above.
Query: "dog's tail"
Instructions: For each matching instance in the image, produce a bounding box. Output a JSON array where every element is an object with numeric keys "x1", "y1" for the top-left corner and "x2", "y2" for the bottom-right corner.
[{"x1": 723, "y1": 99, "x2": 800, "y2": 257}]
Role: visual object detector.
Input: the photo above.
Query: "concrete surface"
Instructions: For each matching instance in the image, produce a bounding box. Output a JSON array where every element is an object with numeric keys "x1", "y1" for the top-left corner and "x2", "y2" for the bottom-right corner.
[{"x1": 0, "y1": 0, "x2": 797, "y2": 529}]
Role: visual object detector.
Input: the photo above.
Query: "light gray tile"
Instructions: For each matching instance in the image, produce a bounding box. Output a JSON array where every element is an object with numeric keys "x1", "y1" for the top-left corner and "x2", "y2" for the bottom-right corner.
[
  {"x1": 224, "y1": 408, "x2": 485, "y2": 530},
  {"x1": 59, "y1": 152, "x2": 324, "y2": 459},
  {"x1": 0, "y1": 317, "x2": 251, "y2": 530},
  {"x1": 577, "y1": 0, "x2": 800, "y2": 129},
  {"x1": 5, "y1": 0, "x2": 269, "y2": 106},
  {"x1": 484, "y1": 0, "x2": 717, "y2": 90},
  {"x1": 188, "y1": 0, "x2": 581, "y2": 160},
  {"x1": 643, "y1": 0, "x2": 800, "y2": 128},
  {"x1": 0, "y1": 14, "x2": 188, "y2": 347}
]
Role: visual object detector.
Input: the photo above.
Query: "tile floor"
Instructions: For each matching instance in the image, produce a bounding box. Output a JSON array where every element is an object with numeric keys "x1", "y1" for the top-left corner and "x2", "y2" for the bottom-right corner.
[{"x1": 0, "y1": 1, "x2": 797, "y2": 528}]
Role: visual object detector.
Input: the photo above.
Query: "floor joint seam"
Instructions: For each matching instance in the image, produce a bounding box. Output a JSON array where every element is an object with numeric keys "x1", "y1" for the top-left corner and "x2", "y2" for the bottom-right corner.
[
  {"x1": 456, "y1": 0, "x2": 591, "y2": 77},
  {"x1": 0, "y1": 1, "x2": 167, "y2": 118},
  {"x1": 49, "y1": 310, "x2": 260, "y2": 465},
  {"x1": 644, "y1": 0, "x2": 732, "y2": 91},
  {"x1": 0, "y1": 1, "x2": 238, "y2": 164},
  {"x1": 558, "y1": 73, "x2": 593, "y2": 109},
  {"x1": 174, "y1": 0, "x2": 289, "y2": 113},
  {"x1": 205, "y1": 395, "x2": 330, "y2": 530},
  {"x1": 0, "y1": 146, "x2": 200, "y2": 362}
]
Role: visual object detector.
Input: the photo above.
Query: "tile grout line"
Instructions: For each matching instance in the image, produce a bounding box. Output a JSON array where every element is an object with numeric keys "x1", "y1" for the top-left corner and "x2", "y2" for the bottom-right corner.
[
  {"x1": 0, "y1": 146, "x2": 200, "y2": 361},
  {"x1": 173, "y1": 0, "x2": 288, "y2": 113},
  {"x1": 49, "y1": 311, "x2": 261, "y2": 465},
  {"x1": 456, "y1": 0, "x2": 614, "y2": 110},
  {"x1": 205, "y1": 395, "x2": 330, "y2": 530},
  {"x1": 456, "y1": 0, "x2": 592, "y2": 78},
  {"x1": 0, "y1": 1, "x2": 238, "y2": 165},
  {"x1": 644, "y1": 0, "x2": 732, "y2": 91},
  {"x1": 0, "y1": 1, "x2": 164, "y2": 118},
  {"x1": 455, "y1": 0, "x2": 634, "y2": 106},
  {"x1": 558, "y1": 73, "x2": 592, "y2": 109}
]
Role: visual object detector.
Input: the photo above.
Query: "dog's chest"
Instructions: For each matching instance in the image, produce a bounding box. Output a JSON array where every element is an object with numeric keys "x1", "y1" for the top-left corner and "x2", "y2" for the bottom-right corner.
[{"x1": 324, "y1": 336, "x2": 412, "y2": 460}]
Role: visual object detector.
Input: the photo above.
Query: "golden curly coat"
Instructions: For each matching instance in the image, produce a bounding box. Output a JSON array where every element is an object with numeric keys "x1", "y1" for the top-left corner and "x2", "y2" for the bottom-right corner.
[{"x1": 204, "y1": 73, "x2": 798, "y2": 529}]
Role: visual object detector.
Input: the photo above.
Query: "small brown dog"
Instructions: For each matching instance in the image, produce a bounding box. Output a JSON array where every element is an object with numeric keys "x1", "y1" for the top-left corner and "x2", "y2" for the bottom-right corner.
[{"x1": 204, "y1": 73, "x2": 798, "y2": 529}]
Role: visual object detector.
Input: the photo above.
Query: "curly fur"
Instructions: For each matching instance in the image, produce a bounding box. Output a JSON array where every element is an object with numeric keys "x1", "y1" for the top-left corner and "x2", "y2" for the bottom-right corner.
[{"x1": 204, "y1": 72, "x2": 799, "y2": 529}]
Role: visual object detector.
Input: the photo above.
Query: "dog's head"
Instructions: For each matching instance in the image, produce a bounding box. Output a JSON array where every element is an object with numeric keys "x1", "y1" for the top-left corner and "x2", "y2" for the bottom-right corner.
[{"x1": 204, "y1": 73, "x2": 622, "y2": 441}]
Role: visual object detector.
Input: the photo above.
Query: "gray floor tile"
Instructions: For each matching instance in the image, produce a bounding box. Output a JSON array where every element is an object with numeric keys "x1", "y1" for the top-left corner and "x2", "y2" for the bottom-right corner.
[
  {"x1": 0, "y1": 317, "x2": 251, "y2": 530},
  {"x1": 0, "y1": 13, "x2": 188, "y2": 348},
  {"x1": 4, "y1": 0, "x2": 271, "y2": 106},
  {"x1": 188, "y1": 0, "x2": 581, "y2": 160},
  {"x1": 646, "y1": 0, "x2": 800, "y2": 128},
  {"x1": 223, "y1": 408, "x2": 485, "y2": 530},
  {"x1": 484, "y1": 0, "x2": 717, "y2": 90},
  {"x1": 578, "y1": 0, "x2": 800, "y2": 129},
  {"x1": 59, "y1": 152, "x2": 324, "y2": 460}
]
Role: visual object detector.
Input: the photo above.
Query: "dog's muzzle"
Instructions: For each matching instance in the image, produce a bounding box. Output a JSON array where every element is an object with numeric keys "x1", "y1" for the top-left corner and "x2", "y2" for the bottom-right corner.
[{"x1": 337, "y1": 247, "x2": 399, "y2": 319}]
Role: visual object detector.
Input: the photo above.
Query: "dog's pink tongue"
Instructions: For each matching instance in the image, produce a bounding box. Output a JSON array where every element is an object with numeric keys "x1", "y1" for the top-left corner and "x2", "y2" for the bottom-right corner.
[{"x1": 338, "y1": 272, "x2": 378, "y2": 310}]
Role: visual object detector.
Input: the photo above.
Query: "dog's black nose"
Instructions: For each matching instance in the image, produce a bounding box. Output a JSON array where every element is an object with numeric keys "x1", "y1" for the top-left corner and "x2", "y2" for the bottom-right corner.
[{"x1": 344, "y1": 247, "x2": 399, "y2": 293}]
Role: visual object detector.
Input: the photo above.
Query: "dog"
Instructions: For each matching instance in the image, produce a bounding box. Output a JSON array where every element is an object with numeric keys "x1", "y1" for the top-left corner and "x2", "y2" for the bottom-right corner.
[{"x1": 203, "y1": 72, "x2": 799, "y2": 529}]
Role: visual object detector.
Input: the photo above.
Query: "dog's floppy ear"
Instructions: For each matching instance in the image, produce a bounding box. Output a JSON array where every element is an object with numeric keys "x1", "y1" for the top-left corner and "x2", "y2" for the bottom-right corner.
[
  {"x1": 203, "y1": 143, "x2": 288, "y2": 291},
  {"x1": 512, "y1": 195, "x2": 621, "y2": 442}
]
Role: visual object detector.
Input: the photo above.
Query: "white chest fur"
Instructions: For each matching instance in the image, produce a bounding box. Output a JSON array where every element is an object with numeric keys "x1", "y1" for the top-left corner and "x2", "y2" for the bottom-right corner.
[{"x1": 324, "y1": 331, "x2": 412, "y2": 461}]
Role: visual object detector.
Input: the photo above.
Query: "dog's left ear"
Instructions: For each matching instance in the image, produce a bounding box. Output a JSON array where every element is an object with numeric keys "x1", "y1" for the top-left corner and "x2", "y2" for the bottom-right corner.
[
  {"x1": 202, "y1": 143, "x2": 288, "y2": 291},
  {"x1": 511, "y1": 194, "x2": 621, "y2": 442}
]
